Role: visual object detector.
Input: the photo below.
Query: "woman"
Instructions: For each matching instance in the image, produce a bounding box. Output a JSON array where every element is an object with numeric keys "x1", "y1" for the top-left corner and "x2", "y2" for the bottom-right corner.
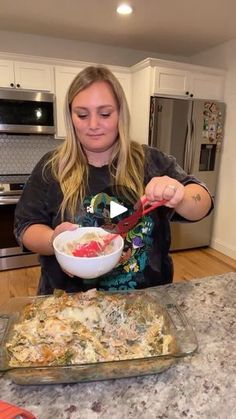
[{"x1": 14, "y1": 65, "x2": 213, "y2": 294}]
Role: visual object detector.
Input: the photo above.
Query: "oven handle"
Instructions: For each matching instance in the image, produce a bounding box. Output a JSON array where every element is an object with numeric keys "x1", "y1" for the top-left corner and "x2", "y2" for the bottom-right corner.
[{"x1": 0, "y1": 197, "x2": 20, "y2": 205}]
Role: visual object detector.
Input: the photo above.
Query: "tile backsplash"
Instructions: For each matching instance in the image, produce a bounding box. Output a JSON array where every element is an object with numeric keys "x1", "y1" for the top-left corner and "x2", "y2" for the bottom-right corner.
[{"x1": 0, "y1": 134, "x2": 63, "y2": 176}]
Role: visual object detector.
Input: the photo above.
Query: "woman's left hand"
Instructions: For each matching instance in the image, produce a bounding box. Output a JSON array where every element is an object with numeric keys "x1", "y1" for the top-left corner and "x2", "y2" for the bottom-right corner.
[{"x1": 145, "y1": 176, "x2": 185, "y2": 208}]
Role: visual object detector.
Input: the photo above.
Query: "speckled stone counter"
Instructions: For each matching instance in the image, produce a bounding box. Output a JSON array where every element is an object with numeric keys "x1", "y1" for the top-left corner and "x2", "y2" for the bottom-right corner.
[{"x1": 0, "y1": 272, "x2": 235, "y2": 419}]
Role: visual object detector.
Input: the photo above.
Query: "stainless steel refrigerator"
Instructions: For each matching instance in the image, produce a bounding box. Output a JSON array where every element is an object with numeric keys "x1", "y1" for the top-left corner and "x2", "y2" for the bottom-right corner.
[{"x1": 148, "y1": 96, "x2": 225, "y2": 251}]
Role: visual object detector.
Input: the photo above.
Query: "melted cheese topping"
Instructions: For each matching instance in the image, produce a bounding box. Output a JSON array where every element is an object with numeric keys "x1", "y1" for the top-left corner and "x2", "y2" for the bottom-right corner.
[{"x1": 6, "y1": 289, "x2": 174, "y2": 367}]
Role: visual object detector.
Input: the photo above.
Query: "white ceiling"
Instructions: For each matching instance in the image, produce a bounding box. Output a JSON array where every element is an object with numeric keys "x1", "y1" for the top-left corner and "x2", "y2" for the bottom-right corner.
[{"x1": 1, "y1": 0, "x2": 236, "y2": 57}]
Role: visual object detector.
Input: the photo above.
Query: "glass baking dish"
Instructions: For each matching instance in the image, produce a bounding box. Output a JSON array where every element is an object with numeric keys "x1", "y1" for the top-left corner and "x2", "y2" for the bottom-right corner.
[{"x1": 0, "y1": 288, "x2": 198, "y2": 385}]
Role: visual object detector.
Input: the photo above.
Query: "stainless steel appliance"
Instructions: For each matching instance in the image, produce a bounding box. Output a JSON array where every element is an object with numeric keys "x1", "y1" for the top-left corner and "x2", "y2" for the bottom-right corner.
[
  {"x1": 0, "y1": 89, "x2": 55, "y2": 135},
  {"x1": 148, "y1": 96, "x2": 225, "y2": 250},
  {"x1": 0, "y1": 176, "x2": 39, "y2": 270}
]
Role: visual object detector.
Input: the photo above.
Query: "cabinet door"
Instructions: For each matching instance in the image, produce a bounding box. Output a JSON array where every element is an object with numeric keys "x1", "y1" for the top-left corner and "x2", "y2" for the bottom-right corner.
[
  {"x1": 130, "y1": 66, "x2": 153, "y2": 145},
  {"x1": 14, "y1": 62, "x2": 54, "y2": 92},
  {"x1": 190, "y1": 72, "x2": 225, "y2": 100},
  {"x1": 54, "y1": 66, "x2": 83, "y2": 138},
  {"x1": 113, "y1": 71, "x2": 132, "y2": 109},
  {"x1": 152, "y1": 67, "x2": 190, "y2": 96},
  {"x1": 0, "y1": 59, "x2": 15, "y2": 88}
]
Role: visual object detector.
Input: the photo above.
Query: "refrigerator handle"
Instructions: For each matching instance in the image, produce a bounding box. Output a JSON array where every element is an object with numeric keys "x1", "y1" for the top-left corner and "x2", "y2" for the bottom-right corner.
[
  {"x1": 189, "y1": 116, "x2": 196, "y2": 173},
  {"x1": 148, "y1": 97, "x2": 158, "y2": 147},
  {"x1": 184, "y1": 102, "x2": 193, "y2": 173}
]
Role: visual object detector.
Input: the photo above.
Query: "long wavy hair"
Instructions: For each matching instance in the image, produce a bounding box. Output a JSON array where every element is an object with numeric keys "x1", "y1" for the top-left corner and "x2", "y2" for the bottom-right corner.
[{"x1": 45, "y1": 65, "x2": 145, "y2": 221}]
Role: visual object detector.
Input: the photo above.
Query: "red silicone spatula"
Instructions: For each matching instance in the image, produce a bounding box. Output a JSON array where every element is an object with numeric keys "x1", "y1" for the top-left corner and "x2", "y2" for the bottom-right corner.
[
  {"x1": 104, "y1": 197, "x2": 167, "y2": 235},
  {"x1": 0, "y1": 400, "x2": 36, "y2": 419},
  {"x1": 72, "y1": 233, "x2": 119, "y2": 257}
]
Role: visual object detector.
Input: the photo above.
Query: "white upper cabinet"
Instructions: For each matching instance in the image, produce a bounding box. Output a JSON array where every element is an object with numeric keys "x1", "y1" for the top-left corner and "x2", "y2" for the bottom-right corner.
[
  {"x1": 152, "y1": 66, "x2": 225, "y2": 100},
  {"x1": 0, "y1": 60, "x2": 15, "y2": 87},
  {"x1": 189, "y1": 72, "x2": 225, "y2": 100},
  {"x1": 0, "y1": 60, "x2": 54, "y2": 91},
  {"x1": 54, "y1": 66, "x2": 84, "y2": 138},
  {"x1": 152, "y1": 67, "x2": 191, "y2": 97}
]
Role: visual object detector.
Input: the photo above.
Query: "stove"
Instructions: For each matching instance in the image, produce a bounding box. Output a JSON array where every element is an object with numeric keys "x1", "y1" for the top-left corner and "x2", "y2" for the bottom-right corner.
[
  {"x1": 0, "y1": 174, "x2": 29, "y2": 204},
  {"x1": 0, "y1": 183, "x2": 24, "y2": 205},
  {"x1": 0, "y1": 174, "x2": 39, "y2": 271}
]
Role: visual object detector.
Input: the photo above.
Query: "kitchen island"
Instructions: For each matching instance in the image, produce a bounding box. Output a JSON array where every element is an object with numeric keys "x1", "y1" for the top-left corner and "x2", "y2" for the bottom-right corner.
[{"x1": 0, "y1": 272, "x2": 235, "y2": 419}]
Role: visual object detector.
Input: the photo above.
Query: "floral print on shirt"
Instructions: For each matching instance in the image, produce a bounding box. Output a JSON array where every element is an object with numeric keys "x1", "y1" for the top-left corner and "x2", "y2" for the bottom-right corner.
[{"x1": 75, "y1": 192, "x2": 155, "y2": 290}]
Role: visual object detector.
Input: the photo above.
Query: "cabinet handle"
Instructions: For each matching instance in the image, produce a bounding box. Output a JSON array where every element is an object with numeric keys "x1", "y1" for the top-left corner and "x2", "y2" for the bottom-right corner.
[
  {"x1": 16, "y1": 83, "x2": 20, "y2": 88},
  {"x1": 10, "y1": 82, "x2": 14, "y2": 87},
  {"x1": 185, "y1": 91, "x2": 189, "y2": 95},
  {"x1": 190, "y1": 93, "x2": 194, "y2": 97}
]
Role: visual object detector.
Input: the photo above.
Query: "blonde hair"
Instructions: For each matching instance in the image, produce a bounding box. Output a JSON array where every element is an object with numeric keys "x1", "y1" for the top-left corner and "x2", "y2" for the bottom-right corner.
[{"x1": 46, "y1": 65, "x2": 145, "y2": 221}]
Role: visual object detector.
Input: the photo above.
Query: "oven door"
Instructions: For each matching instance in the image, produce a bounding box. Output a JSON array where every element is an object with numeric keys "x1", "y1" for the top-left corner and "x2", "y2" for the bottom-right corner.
[{"x1": 0, "y1": 198, "x2": 39, "y2": 271}]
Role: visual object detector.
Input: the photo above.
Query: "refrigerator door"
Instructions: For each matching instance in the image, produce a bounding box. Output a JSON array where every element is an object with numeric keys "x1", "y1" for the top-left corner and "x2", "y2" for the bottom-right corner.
[
  {"x1": 189, "y1": 99, "x2": 225, "y2": 196},
  {"x1": 171, "y1": 99, "x2": 225, "y2": 250},
  {"x1": 149, "y1": 96, "x2": 190, "y2": 168}
]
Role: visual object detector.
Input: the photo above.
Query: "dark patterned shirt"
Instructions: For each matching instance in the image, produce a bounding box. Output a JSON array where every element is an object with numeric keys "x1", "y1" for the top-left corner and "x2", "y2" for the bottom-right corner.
[{"x1": 14, "y1": 145, "x2": 213, "y2": 294}]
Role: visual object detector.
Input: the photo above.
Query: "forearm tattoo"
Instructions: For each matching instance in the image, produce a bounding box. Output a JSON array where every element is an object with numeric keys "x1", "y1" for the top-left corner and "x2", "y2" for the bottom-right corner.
[{"x1": 192, "y1": 193, "x2": 201, "y2": 203}]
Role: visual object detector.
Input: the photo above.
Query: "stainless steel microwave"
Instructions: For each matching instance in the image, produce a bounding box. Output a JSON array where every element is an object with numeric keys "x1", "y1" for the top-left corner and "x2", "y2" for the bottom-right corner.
[{"x1": 0, "y1": 89, "x2": 55, "y2": 135}]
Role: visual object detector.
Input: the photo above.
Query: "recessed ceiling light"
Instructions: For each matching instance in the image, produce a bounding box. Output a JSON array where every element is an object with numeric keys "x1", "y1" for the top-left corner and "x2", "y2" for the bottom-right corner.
[{"x1": 117, "y1": 3, "x2": 133, "y2": 15}]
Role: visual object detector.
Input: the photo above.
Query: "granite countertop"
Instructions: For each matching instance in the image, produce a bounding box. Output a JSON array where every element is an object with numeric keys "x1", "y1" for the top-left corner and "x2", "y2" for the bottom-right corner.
[{"x1": 0, "y1": 272, "x2": 235, "y2": 419}]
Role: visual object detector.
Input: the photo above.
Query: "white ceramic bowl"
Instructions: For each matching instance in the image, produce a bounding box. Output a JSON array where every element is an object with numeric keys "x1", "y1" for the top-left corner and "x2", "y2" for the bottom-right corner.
[{"x1": 53, "y1": 227, "x2": 124, "y2": 279}]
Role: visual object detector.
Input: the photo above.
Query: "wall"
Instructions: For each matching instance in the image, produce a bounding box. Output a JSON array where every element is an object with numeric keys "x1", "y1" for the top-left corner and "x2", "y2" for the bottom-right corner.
[
  {"x1": 191, "y1": 40, "x2": 236, "y2": 260},
  {"x1": 0, "y1": 30, "x2": 189, "y2": 67}
]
